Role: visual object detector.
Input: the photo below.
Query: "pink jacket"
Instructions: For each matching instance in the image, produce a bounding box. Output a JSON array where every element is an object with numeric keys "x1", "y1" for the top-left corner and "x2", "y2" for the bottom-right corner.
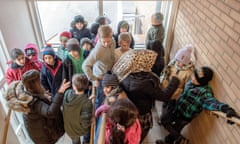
[
  {"x1": 24, "y1": 43, "x2": 43, "y2": 70},
  {"x1": 105, "y1": 119, "x2": 142, "y2": 144}
]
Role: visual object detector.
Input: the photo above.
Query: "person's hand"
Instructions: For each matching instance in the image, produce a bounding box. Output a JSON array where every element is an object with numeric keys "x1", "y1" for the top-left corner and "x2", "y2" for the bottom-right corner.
[
  {"x1": 95, "y1": 104, "x2": 109, "y2": 117},
  {"x1": 58, "y1": 79, "x2": 71, "y2": 93}
]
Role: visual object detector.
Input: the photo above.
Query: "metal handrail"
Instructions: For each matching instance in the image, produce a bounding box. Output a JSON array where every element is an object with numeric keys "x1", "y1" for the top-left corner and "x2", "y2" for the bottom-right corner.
[{"x1": 209, "y1": 111, "x2": 240, "y2": 127}]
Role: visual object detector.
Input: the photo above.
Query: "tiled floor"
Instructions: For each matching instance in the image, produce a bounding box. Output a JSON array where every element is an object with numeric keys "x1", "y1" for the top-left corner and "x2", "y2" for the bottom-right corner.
[{"x1": 57, "y1": 101, "x2": 168, "y2": 144}]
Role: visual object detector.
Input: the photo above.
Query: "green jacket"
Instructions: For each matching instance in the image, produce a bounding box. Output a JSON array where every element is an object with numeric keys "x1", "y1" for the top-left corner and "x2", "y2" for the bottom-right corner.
[
  {"x1": 145, "y1": 25, "x2": 165, "y2": 46},
  {"x1": 63, "y1": 89, "x2": 92, "y2": 137}
]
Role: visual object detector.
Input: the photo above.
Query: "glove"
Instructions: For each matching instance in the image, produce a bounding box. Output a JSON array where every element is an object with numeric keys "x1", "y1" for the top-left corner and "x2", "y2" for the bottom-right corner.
[
  {"x1": 221, "y1": 105, "x2": 238, "y2": 118},
  {"x1": 95, "y1": 104, "x2": 110, "y2": 117}
]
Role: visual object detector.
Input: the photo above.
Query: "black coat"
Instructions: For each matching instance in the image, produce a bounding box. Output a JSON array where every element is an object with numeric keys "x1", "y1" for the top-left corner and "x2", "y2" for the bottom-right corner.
[
  {"x1": 70, "y1": 27, "x2": 92, "y2": 43},
  {"x1": 23, "y1": 93, "x2": 64, "y2": 144},
  {"x1": 120, "y1": 72, "x2": 179, "y2": 115}
]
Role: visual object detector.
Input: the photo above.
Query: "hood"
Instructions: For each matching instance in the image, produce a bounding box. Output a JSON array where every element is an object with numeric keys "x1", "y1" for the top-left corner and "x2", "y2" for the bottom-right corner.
[
  {"x1": 117, "y1": 20, "x2": 129, "y2": 34},
  {"x1": 5, "y1": 81, "x2": 33, "y2": 114},
  {"x1": 24, "y1": 43, "x2": 39, "y2": 61},
  {"x1": 63, "y1": 90, "x2": 85, "y2": 107}
]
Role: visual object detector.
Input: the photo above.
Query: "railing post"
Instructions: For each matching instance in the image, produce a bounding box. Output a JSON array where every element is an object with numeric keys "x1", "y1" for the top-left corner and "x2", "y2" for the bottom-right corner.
[{"x1": 2, "y1": 109, "x2": 12, "y2": 144}]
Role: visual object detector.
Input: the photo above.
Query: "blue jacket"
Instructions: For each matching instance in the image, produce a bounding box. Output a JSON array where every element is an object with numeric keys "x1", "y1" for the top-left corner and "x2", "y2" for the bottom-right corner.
[{"x1": 70, "y1": 27, "x2": 92, "y2": 43}]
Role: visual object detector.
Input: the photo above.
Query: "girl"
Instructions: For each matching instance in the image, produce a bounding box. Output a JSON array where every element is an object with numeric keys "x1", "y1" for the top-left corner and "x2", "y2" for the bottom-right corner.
[
  {"x1": 24, "y1": 43, "x2": 43, "y2": 70},
  {"x1": 5, "y1": 70, "x2": 70, "y2": 144}
]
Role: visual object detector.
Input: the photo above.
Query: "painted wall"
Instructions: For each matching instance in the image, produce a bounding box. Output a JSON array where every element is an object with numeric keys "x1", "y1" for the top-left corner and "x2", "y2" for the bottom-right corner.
[{"x1": 171, "y1": 0, "x2": 240, "y2": 144}]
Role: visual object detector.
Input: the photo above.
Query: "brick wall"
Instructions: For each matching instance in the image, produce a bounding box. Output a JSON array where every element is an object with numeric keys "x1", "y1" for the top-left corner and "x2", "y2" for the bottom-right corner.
[{"x1": 170, "y1": 0, "x2": 240, "y2": 143}]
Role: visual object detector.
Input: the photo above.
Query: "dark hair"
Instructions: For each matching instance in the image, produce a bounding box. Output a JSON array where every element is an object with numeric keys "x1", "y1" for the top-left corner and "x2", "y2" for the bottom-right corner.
[
  {"x1": 108, "y1": 99, "x2": 138, "y2": 144},
  {"x1": 10, "y1": 48, "x2": 24, "y2": 60},
  {"x1": 72, "y1": 74, "x2": 89, "y2": 92}
]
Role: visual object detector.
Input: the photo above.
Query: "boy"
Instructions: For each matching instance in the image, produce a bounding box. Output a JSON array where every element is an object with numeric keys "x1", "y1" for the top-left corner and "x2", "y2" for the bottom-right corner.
[
  {"x1": 80, "y1": 37, "x2": 94, "y2": 59},
  {"x1": 145, "y1": 12, "x2": 165, "y2": 47},
  {"x1": 156, "y1": 66, "x2": 238, "y2": 144},
  {"x1": 6, "y1": 48, "x2": 39, "y2": 85},
  {"x1": 57, "y1": 31, "x2": 72, "y2": 60},
  {"x1": 82, "y1": 25, "x2": 116, "y2": 109},
  {"x1": 115, "y1": 32, "x2": 132, "y2": 62},
  {"x1": 40, "y1": 45, "x2": 63, "y2": 99},
  {"x1": 63, "y1": 74, "x2": 92, "y2": 144},
  {"x1": 63, "y1": 38, "x2": 85, "y2": 82}
]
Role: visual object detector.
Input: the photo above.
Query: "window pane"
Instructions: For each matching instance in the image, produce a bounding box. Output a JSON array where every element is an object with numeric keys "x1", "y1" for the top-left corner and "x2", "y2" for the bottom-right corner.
[
  {"x1": 103, "y1": 1, "x2": 157, "y2": 47},
  {"x1": 37, "y1": 1, "x2": 98, "y2": 43}
]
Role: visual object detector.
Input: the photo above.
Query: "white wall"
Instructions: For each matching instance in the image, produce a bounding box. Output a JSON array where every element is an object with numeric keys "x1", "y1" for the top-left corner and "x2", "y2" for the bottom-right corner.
[{"x1": 0, "y1": 0, "x2": 37, "y2": 54}]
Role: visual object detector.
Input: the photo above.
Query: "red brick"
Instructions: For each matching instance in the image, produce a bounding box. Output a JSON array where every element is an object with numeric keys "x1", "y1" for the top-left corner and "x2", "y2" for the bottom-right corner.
[
  {"x1": 232, "y1": 53, "x2": 240, "y2": 66},
  {"x1": 203, "y1": 8, "x2": 214, "y2": 19},
  {"x1": 212, "y1": 16, "x2": 225, "y2": 29},
  {"x1": 208, "y1": 52, "x2": 218, "y2": 67},
  {"x1": 224, "y1": 25, "x2": 239, "y2": 42},
  {"x1": 219, "y1": 67, "x2": 232, "y2": 85},
  {"x1": 220, "y1": 41, "x2": 233, "y2": 56},
  {"x1": 233, "y1": 22, "x2": 240, "y2": 34},
  {"x1": 202, "y1": 30, "x2": 212, "y2": 43},
  {"x1": 216, "y1": 1, "x2": 231, "y2": 14},
  {"x1": 206, "y1": 18, "x2": 216, "y2": 30},
  {"x1": 200, "y1": 0, "x2": 210, "y2": 8},
  {"x1": 211, "y1": 40, "x2": 224, "y2": 55},
  {"x1": 223, "y1": 53, "x2": 238, "y2": 71},
  {"x1": 230, "y1": 9, "x2": 240, "y2": 24},
  {"x1": 215, "y1": 27, "x2": 229, "y2": 42},
  {"x1": 224, "y1": 0, "x2": 240, "y2": 11},
  {"x1": 209, "y1": 29, "x2": 221, "y2": 42},
  {"x1": 215, "y1": 54, "x2": 228, "y2": 70},
  {"x1": 209, "y1": 5, "x2": 221, "y2": 16},
  {"x1": 197, "y1": 11, "x2": 206, "y2": 20},
  {"x1": 228, "y1": 38, "x2": 240, "y2": 53},
  {"x1": 238, "y1": 69, "x2": 240, "y2": 78},
  {"x1": 235, "y1": 99, "x2": 240, "y2": 111},
  {"x1": 200, "y1": 20, "x2": 209, "y2": 31},
  {"x1": 220, "y1": 12, "x2": 235, "y2": 27},
  {"x1": 227, "y1": 68, "x2": 240, "y2": 89},
  {"x1": 208, "y1": 0, "x2": 218, "y2": 5},
  {"x1": 196, "y1": 2, "x2": 204, "y2": 10},
  {"x1": 230, "y1": 81, "x2": 240, "y2": 97}
]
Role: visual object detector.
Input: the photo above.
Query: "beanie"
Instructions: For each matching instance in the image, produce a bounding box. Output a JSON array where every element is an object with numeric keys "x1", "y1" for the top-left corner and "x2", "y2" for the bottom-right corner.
[
  {"x1": 42, "y1": 44, "x2": 55, "y2": 57},
  {"x1": 60, "y1": 31, "x2": 72, "y2": 39},
  {"x1": 194, "y1": 66, "x2": 213, "y2": 86},
  {"x1": 80, "y1": 37, "x2": 93, "y2": 48},
  {"x1": 175, "y1": 44, "x2": 193, "y2": 65},
  {"x1": 151, "y1": 12, "x2": 164, "y2": 25},
  {"x1": 102, "y1": 72, "x2": 119, "y2": 87},
  {"x1": 67, "y1": 38, "x2": 80, "y2": 51},
  {"x1": 74, "y1": 15, "x2": 85, "y2": 23}
]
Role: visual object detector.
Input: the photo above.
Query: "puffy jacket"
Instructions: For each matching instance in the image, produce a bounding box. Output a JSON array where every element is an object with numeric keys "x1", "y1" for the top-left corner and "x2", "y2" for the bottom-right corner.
[
  {"x1": 70, "y1": 27, "x2": 92, "y2": 43},
  {"x1": 6, "y1": 58, "x2": 39, "y2": 85},
  {"x1": 24, "y1": 43, "x2": 43, "y2": 70},
  {"x1": 120, "y1": 72, "x2": 179, "y2": 115}
]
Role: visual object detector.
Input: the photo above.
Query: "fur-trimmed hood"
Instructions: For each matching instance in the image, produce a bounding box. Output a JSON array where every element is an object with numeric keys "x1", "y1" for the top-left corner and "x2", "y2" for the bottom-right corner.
[{"x1": 5, "y1": 81, "x2": 33, "y2": 114}]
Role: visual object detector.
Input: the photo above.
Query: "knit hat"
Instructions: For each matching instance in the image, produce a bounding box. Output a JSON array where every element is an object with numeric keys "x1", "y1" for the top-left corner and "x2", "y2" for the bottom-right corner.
[
  {"x1": 194, "y1": 66, "x2": 213, "y2": 86},
  {"x1": 66, "y1": 38, "x2": 80, "y2": 51},
  {"x1": 102, "y1": 72, "x2": 119, "y2": 87},
  {"x1": 175, "y1": 44, "x2": 193, "y2": 65},
  {"x1": 80, "y1": 37, "x2": 93, "y2": 48},
  {"x1": 42, "y1": 44, "x2": 55, "y2": 57},
  {"x1": 151, "y1": 12, "x2": 164, "y2": 25},
  {"x1": 60, "y1": 31, "x2": 72, "y2": 39},
  {"x1": 74, "y1": 15, "x2": 85, "y2": 24}
]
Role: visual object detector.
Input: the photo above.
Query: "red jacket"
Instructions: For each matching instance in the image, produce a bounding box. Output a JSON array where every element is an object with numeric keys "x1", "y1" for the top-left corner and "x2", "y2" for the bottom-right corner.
[{"x1": 6, "y1": 58, "x2": 39, "y2": 85}]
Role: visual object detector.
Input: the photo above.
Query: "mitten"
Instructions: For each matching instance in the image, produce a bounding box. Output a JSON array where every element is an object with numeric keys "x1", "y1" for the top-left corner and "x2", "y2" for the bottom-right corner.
[{"x1": 95, "y1": 104, "x2": 110, "y2": 117}]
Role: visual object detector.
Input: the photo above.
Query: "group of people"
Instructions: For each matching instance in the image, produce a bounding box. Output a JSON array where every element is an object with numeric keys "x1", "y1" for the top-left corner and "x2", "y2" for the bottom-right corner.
[{"x1": 4, "y1": 12, "x2": 239, "y2": 144}]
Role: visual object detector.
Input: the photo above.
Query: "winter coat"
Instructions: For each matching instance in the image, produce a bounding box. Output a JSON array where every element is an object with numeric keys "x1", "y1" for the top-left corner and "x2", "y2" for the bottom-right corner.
[
  {"x1": 145, "y1": 25, "x2": 164, "y2": 46},
  {"x1": 6, "y1": 58, "x2": 39, "y2": 85},
  {"x1": 113, "y1": 20, "x2": 135, "y2": 48},
  {"x1": 62, "y1": 51, "x2": 84, "y2": 82},
  {"x1": 120, "y1": 71, "x2": 179, "y2": 115},
  {"x1": 40, "y1": 57, "x2": 63, "y2": 98},
  {"x1": 57, "y1": 45, "x2": 68, "y2": 60},
  {"x1": 70, "y1": 27, "x2": 92, "y2": 43},
  {"x1": 160, "y1": 60, "x2": 194, "y2": 100},
  {"x1": 63, "y1": 90, "x2": 92, "y2": 137},
  {"x1": 24, "y1": 43, "x2": 43, "y2": 70},
  {"x1": 5, "y1": 81, "x2": 64, "y2": 144}
]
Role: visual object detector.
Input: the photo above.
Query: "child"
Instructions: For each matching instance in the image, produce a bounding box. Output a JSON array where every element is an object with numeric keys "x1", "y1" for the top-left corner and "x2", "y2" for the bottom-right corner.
[
  {"x1": 63, "y1": 38, "x2": 85, "y2": 82},
  {"x1": 57, "y1": 31, "x2": 72, "y2": 60},
  {"x1": 106, "y1": 99, "x2": 141, "y2": 144},
  {"x1": 80, "y1": 37, "x2": 94, "y2": 59},
  {"x1": 156, "y1": 66, "x2": 239, "y2": 144},
  {"x1": 90, "y1": 22, "x2": 100, "y2": 46},
  {"x1": 40, "y1": 45, "x2": 63, "y2": 99},
  {"x1": 5, "y1": 70, "x2": 70, "y2": 144},
  {"x1": 160, "y1": 44, "x2": 194, "y2": 100},
  {"x1": 114, "y1": 20, "x2": 135, "y2": 48},
  {"x1": 24, "y1": 43, "x2": 43, "y2": 70},
  {"x1": 70, "y1": 15, "x2": 92, "y2": 43},
  {"x1": 6, "y1": 48, "x2": 39, "y2": 85},
  {"x1": 63, "y1": 74, "x2": 92, "y2": 144},
  {"x1": 145, "y1": 12, "x2": 164, "y2": 47},
  {"x1": 115, "y1": 32, "x2": 132, "y2": 62},
  {"x1": 82, "y1": 25, "x2": 116, "y2": 109}
]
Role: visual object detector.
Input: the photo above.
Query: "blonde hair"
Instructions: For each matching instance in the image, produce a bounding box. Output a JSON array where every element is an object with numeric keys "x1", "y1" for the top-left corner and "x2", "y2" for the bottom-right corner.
[
  {"x1": 98, "y1": 25, "x2": 113, "y2": 38},
  {"x1": 118, "y1": 32, "x2": 131, "y2": 44}
]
